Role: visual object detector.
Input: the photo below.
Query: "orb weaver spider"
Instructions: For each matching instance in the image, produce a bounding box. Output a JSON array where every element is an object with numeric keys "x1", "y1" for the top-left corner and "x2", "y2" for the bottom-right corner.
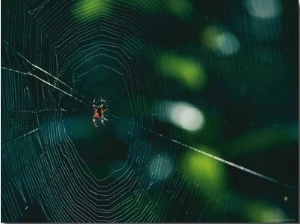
[{"x1": 92, "y1": 97, "x2": 108, "y2": 127}]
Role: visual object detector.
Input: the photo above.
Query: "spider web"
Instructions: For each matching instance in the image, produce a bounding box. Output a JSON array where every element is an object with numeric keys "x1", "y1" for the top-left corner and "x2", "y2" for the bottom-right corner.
[{"x1": 1, "y1": 0, "x2": 298, "y2": 222}]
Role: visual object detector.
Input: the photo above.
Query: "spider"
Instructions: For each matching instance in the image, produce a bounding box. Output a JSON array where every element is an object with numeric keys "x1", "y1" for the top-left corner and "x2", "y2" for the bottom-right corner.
[{"x1": 92, "y1": 97, "x2": 108, "y2": 127}]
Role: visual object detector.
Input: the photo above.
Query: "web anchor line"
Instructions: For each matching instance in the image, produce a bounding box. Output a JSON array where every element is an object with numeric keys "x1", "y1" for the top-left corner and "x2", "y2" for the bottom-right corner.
[
  {"x1": 170, "y1": 139, "x2": 297, "y2": 191},
  {"x1": 2, "y1": 67, "x2": 89, "y2": 107},
  {"x1": 2, "y1": 40, "x2": 90, "y2": 107},
  {"x1": 109, "y1": 113, "x2": 297, "y2": 192}
]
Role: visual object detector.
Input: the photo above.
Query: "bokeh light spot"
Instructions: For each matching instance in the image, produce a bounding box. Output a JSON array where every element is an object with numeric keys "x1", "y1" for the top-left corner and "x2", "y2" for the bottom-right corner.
[
  {"x1": 148, "y1": 155, "x2": 174, "y2": 181},
  {"x1": 157, "y1": 53, "x2": 206, "y2": 90},
  {"x1": 169, "y1": 102, "x2": 205, "y2": 131},
  {"x1": 181, "y1": 147, "x2": 227, "y2": 193},
  {"x1": 165, "y1": 0, "x2": 193, "y2": 19},
  {"x1": 72, "y1": 0, "x2": 109, "y2": 22},
  {"x1": 246, "y1": 201, "x2": 287, "y2": 222},
  {"x1": 216, "y1": 32, "x2": 240, "y2": 55},
  {"x1": 244, "y1": 0, "x2": 282, "y2": 19},
  {"x1": 155, "y1": 100, "x2": 205, "y2": 132},
  {"x1": 202, "y1": 26, "x2": 240, "y2": 55}
]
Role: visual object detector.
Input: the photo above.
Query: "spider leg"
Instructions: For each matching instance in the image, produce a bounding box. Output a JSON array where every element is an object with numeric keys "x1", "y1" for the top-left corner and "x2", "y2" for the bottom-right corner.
[
  {"x1": 93, "y1": 118, "x2": 99, "y2": 127},
  {"x1": 101, "y1": 117, "x2": 108, "y2": 125}
]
